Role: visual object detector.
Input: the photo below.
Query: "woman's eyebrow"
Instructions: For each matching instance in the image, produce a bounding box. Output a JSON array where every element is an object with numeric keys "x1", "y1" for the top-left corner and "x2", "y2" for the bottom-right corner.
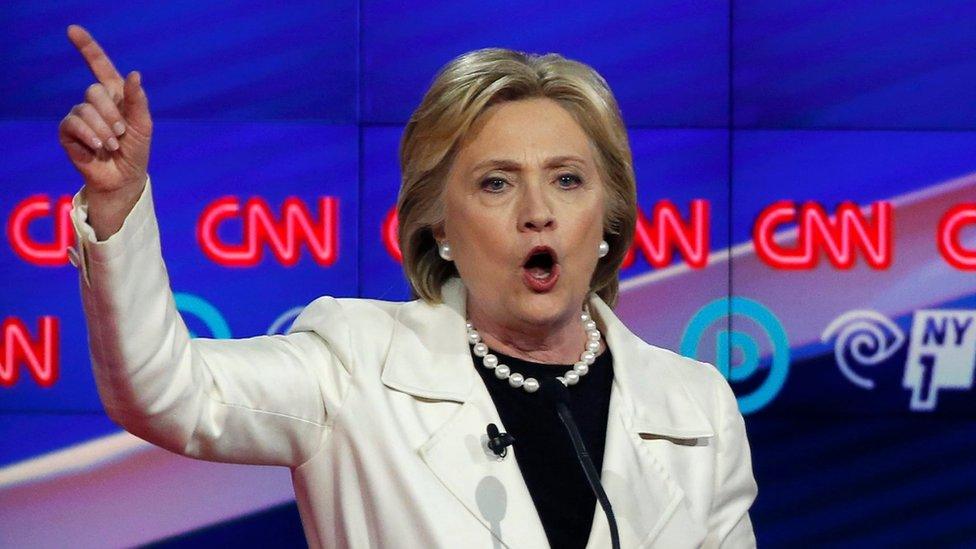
[
  {"x1": 543, "y1": 155, "x2": 587, "y2": 169},
  {"x1": 470, "y1": 155, "x2": 588, "y2": 174},
  {"x1": 471, "y1": 159, "x2": 522, "y2": 174}
]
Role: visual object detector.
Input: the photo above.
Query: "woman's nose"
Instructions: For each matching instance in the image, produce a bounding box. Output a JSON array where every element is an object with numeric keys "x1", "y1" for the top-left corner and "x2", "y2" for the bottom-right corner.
[{"x1": 518, "y1": 185, "x2": 556, "y2": 232}]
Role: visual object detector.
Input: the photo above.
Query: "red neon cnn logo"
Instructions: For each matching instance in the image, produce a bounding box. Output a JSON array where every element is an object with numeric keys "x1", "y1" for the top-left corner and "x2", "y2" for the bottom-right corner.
[
  {"x1": 6, "y1": 195, "x2": 73, "y2": 266},
  {"x1": 938, "y1": 203, "x2": 976, "y2": 270},
  {"x1": 1, "y1": 316, "x2": 60, "y2": 388},
  {"x1": 622, "y1": 200, "x2": 710, "y2": 269},
  {"x1": 382, "y1": 207, "x2": 402, "y2": 262},
  {"x1": 197, "y1": 196, "x2": 339, "y2": 267},
  {"x1": 754, "y1": 200, "x2": 893, "y2": 270},
  {"x1": 381, "y1": 201, "x2": 712, "y2": 270}
]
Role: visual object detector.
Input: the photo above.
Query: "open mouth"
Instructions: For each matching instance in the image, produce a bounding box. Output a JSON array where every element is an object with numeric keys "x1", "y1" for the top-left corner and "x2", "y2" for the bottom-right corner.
[{"x1": 521, "y1": 246, "x2": 560, "y2": 291}]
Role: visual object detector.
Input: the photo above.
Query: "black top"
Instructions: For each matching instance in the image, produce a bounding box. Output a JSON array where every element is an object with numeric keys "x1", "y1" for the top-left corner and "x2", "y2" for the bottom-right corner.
[{"x1": 470, "y1": 344, "x2": 614, "y2": 549}]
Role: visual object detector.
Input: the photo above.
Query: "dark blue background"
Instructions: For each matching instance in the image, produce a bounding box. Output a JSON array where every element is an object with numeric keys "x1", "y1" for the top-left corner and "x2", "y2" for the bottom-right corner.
[{"x1": 2, "y1": 1, "x2": 975, "y2": 546}]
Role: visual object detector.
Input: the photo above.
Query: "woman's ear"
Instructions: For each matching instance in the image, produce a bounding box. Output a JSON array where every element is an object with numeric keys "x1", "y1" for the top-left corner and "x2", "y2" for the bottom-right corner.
[{"x1": 431, "y1": 222, "x2": 446, "y2": 243}]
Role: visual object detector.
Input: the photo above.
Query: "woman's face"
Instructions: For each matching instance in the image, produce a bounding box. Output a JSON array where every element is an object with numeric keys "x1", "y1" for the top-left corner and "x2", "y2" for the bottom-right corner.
[{"x1": 436, "y1": 97, "x2": 606, "y2": 331}]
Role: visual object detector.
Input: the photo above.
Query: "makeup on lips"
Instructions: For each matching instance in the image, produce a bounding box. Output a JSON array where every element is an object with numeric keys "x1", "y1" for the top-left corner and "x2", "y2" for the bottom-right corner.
[{"x1": 522, "y1": 246, "x2": 560, "y2": 292}]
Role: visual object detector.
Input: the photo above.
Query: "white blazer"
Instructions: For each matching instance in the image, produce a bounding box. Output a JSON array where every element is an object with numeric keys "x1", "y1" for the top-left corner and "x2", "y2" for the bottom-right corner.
[{"x1": 69, "y1": 177, "x2": 757, "y2": 549}]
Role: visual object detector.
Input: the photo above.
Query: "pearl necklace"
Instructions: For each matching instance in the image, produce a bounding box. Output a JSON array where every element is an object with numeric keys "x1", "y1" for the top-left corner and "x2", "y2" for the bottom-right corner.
[{"x1": 466, "y1": 312, "x2": 602, "y2": 393}]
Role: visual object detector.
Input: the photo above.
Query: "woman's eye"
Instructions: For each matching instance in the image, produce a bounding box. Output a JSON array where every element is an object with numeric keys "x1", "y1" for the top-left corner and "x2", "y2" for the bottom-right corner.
[
  {"x1": 557, "y1": 174, "x2": 583, "y2": 189},
  {"x1": 481, "y1": 178, "x2": 508, "y2": 193}
]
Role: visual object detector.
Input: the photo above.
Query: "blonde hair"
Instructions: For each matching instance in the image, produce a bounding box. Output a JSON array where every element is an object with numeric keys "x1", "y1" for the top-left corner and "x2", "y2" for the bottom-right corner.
[{"x1": 397, "y1": 48, "x2": 637, "y2": 307}]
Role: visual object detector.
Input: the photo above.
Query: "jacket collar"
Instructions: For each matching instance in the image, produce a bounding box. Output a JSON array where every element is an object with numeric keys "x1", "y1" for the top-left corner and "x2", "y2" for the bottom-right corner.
[
  {"x1": 381, "y1": 277, "x2": 714, "y2": 438},
  {"x1": 381, "y1": 278, "x2": 716, "y2": 547}
]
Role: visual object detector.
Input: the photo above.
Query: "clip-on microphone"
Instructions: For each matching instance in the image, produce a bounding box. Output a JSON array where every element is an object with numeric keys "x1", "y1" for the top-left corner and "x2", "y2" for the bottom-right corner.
[{"x1": 486, "y1": 423, "x2": 515, "y2": 458}]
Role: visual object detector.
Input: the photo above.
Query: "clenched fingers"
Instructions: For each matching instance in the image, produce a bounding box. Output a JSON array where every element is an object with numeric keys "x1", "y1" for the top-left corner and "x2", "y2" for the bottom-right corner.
[
  {"x1": 73, "y1": 103, "x2": 119, "y2": 151},
  {"x1": 59, "y1": 111, "x2": 104, "y2": 152},
  {"x1": 85, "y1": 83, "x2": 126, "y2": 137}
]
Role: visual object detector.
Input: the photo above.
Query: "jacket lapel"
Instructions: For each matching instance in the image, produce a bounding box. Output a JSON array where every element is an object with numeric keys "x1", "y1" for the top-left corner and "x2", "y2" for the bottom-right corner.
[
  {"x1": 381, "y1": 279, "x2": 550, "y2": 548},
  {"x1": 417, "y1": 380, "x2": 552, "y2": 548},
  {"x1": 583, "y1": 296, "x2": 714, "y2": 548},
  {"x1": 381, "y1": 279, "x2": 715, "y2": 548}
]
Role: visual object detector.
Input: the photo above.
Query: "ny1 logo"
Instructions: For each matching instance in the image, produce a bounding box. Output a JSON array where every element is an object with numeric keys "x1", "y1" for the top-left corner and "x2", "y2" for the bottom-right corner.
[
  {"x1": 680, "y1": 296, "x2": 790, "y2": 414},
  {"x1": 822, "y1": 309, "x2": 976, "y2": 411}
]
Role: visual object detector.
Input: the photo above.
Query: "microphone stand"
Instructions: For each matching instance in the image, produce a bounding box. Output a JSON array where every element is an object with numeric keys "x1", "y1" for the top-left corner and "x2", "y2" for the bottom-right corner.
[{"x1": 540, "y1": 378, "x2": 621, "y2": 549}]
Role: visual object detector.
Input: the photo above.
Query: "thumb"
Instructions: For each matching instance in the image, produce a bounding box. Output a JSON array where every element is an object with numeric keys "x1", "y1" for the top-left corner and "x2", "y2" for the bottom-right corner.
[{"x1": 122, "y1": 70, "x2": 152, "y2": 136}]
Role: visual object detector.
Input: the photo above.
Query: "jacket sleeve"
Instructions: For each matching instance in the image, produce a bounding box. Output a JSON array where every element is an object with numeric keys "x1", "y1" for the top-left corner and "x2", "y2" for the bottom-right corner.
[
  {"x1": 703, "y1": 375, "x2": 759, "y2": 548},
  {"x1": 69, "y1": 176, "x2": 352, "y2": 468}
]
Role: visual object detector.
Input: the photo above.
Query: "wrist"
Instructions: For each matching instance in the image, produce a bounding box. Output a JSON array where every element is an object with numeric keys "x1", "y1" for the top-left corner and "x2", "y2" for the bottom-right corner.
[{"x1": 84, "y1": 176, "x2": 148, "y2": 241}]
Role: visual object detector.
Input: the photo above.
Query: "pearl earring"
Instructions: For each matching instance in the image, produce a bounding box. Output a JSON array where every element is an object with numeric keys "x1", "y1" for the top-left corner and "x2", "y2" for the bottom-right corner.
[
  {"x1": 598, "y1": 240, "x2": 609, "y2": 258},
  {"x1": 438, "y1": 242, "x2": 453, "y2": 261}
]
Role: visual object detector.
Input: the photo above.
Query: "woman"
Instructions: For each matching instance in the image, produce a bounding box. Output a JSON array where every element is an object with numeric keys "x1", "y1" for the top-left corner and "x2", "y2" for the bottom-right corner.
[{"x1": 59, "y1": 24, "x2": 757, "y2": 549}]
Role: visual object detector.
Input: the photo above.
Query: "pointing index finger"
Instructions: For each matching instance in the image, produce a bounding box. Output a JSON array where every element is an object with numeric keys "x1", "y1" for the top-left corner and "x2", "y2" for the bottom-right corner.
[{"x1": 67, "y1": 25, "x2": 124, "y2": 93}]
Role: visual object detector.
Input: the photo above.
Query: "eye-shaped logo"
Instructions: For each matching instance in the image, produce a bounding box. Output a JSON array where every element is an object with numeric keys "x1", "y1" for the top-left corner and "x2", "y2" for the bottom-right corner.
[
  {"x1": 822, "y1": 308, "x2": 976, "y2": 411},
  {"x1": 174, "y1": 292, "x2": 231, "y2": 339},
  {"x1": 680, "y1": 296, "x2": 790, "y2": 414},
  {"x1": 820, "y1": 310, "x2": 906, "y2": 390}
]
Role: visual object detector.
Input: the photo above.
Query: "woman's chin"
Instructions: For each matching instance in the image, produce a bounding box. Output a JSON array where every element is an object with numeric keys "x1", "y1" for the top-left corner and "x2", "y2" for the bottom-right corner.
[{"x1": 508, "y1": 289, "x2": 578, "y2": 327}]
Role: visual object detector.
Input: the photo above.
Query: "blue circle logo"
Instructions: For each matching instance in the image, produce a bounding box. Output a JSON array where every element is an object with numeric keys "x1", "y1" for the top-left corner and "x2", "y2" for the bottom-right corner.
[
  {"x1": 266, "y1": 306, "x2": 305, "y2": 335},
  {"x1": 174, "y1": 292, "x2": 231, "y2": 339},
  {"x1": 680, "y1": 296, "x2": 790, "y2": 414}
]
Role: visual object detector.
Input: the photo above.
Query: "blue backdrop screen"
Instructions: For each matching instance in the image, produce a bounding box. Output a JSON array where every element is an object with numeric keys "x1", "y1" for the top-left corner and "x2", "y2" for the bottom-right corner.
[{"x1": 2, "y1": 1, "x2": 974, "y2": 547}]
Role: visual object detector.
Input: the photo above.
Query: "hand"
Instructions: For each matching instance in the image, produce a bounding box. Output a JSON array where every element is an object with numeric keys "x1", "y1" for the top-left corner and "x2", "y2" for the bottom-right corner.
[{"x1": 58, "y1": 25, "x2": 152, "y2": 198}]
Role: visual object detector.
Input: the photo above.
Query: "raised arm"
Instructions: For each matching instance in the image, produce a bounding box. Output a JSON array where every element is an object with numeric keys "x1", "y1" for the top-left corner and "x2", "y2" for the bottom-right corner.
[
  {"x1": 60, "y1": 25, "x2": 151, "y2": 241},
  {"x1": 60, "y1": 26, "x2": 352, "y2": 467}
]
